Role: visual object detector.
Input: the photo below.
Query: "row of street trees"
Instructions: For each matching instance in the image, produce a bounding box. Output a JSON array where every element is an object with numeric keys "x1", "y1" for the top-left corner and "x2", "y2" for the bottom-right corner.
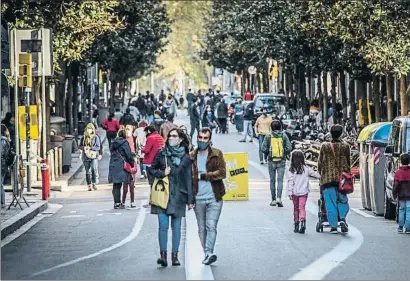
[
  {"x1": 2, "y1": 0, "x2": 170, "y2": 134},
  {"x1": 204, "y1": 0, "x2": 410, "y2": 125}
]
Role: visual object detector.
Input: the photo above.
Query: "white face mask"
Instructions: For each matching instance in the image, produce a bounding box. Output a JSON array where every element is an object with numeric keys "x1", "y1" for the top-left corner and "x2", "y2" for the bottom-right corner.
[
  {"x1": 168, "y1": 138, "x2": 181, "y2": 147},
  {"x1": 87, "y1": 129, "x2": 93, "y2": 134},
  {"x1": 126, "y1": 131, "x2": 132, "y2": 137}
]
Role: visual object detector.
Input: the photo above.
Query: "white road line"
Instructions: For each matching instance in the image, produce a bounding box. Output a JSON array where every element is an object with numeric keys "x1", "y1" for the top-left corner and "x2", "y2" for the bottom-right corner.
[
  {"x1": 31, "y1": 199, "x2": 148, "y2": 277},
  {"x1": 96, "y1": 214, "x2": 103, "y2": 217},
  {"x1": 247, "y1": 160, "x2": 365, "y2": 280},
  {"x1": 69, "y1": 211, "x2": 77, "y2": 214},
  {"x1": 60, "y1": 215, "x2": 85, "y2": 219},
  {"x1": 351, "y1": 208, "x2": 376, "y2": 218},
  {"x1": 185, "y1": 210, "x2": 214, "y2": 280}
]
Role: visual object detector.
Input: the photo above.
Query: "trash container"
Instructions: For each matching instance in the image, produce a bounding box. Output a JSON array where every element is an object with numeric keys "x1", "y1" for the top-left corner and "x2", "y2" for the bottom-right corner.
[
  {"x1": 367, "y1": 122, "x2": 391, "y2": 215},
  {"x1": 357, "y1": 123, "x2": 381, "y2": 210},
  {"x1": 62, "y1": 135, "x2": 74, "y2": 173}
]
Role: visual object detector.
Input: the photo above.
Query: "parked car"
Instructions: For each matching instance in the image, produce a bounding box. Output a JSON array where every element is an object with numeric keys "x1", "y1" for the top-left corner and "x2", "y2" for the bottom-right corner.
[{"x1": 384, "y1": 116, "x2": 410, "y2": 219}]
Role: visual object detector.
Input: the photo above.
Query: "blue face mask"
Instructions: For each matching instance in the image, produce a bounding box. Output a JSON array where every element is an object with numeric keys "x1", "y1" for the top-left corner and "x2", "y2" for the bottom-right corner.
[{"x1": 197, "y1": 141, "x2": 209, "y2": 151}]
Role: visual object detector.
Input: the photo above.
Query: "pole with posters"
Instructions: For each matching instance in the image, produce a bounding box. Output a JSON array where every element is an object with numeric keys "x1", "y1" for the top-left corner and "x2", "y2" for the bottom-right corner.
[{"x1": 41, "y1": 28, "x2": 47, "y2": 159}]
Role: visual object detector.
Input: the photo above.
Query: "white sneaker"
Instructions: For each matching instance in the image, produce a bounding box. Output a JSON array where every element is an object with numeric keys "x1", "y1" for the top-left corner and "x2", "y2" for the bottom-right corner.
[
  {"x1": 270, "y1": 200, "x2": 277, "y2": 206},
  {"x1": 202, "y1": 255, "x2": 209, "y2": 264}
]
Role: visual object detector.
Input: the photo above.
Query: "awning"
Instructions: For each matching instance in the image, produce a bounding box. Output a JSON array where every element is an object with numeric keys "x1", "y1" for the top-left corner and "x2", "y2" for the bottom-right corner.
[
  {"x1": 367, "y1": 122, "x2": 392, "y2": 145},
  {"x1": 357, "y1": 122, "x2": 388, "y2": 143}
]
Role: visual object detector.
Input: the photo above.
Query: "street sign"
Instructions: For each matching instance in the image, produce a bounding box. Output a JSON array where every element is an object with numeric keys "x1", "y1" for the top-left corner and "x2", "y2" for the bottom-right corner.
[{"x1": 248, "y1": 66, "x2": 257, "y2": 74}]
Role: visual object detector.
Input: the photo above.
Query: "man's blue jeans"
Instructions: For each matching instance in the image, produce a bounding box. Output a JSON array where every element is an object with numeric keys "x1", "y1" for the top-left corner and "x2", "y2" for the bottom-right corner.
[
  {"x1": 398, "y1": 200, "x2": 410, "y2": 229},
  {"x1": 323, "y1": 186, "x2": 350, "y2": 228},
  {"x1": 258, "y1": 135, "x2": 266, "y2": 162},
  {"x1": 158, "y1": 214, "x2": 182, "y2": 253},
  {"x1": 241, "y1": 120, "x2": 253, "y2": 141}
]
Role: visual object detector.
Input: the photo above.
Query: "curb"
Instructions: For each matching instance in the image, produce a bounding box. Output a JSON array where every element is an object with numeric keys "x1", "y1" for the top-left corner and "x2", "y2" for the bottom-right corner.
[{"x1": 1, "y1": 200, "x2": 48, "y2": 239}]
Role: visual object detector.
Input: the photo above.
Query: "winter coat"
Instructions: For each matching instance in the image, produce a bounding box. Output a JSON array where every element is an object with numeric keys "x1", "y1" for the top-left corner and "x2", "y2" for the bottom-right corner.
[
  {"x1": 393, "y1": 166, "x2": 410, "y2": 200},
  {"x1": 1, "y1": 137, "x2": 14, "y2": 175},
  {"x1": 261, "y1": 131, "x2": 291, "y2": 161},
  {"x1": 108, "y1": 137, "x2": 135, "y2": 184},
  {"x1": 142, "y1": 131, "x2": 164, "y2": 165},
  {"x1": 287, "y1": 165, "x2": 320, "y2": 196},
  {"x1": 190, "y1": 103, "x2": 201, "y2": 124},
  {"x1": 217, "y1": 102, "x2": 228, "y2": 119},
  {"x1": 149, "y1": 148, "x2": 194, "y2": 218},
  {"x1": 317, "y1": 140, "x2": 351, "y2": 189},
  {"x1": 101, "y1": 118, "x2": 120, "y2": 132},
  {"x1": 165, "y1": 99, "x2": 178, "y2": 116},
  {"x1": 190, "y1": 147, "x2": 227, "y2": 202},
  {"x1": 202, "y1": 112, "x2": 216, "y2": 128}
]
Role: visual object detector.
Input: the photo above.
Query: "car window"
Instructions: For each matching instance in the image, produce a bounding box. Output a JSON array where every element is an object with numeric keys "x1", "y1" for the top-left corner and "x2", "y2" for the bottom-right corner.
[
  {"x1": 389, "y1": 123, "x2": 401, "y2": 153},
  {"x1": 254, "y1": 96, "x2": 287, "y2": 114}
]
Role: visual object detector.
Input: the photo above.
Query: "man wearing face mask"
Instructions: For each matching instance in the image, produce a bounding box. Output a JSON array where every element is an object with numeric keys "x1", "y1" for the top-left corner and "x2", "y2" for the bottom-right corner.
[
  {"x1": 254, "y1": 106, "x2": 273, "y2": 164},
  {"x1": 191, "y1": 128, "x2": 226, "y2": 265}
]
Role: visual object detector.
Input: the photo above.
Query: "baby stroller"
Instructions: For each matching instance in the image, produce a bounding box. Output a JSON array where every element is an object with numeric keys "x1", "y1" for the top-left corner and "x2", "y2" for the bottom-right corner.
[{"x1": 316, "y1": 195, "x2": 341, "y2": 233}]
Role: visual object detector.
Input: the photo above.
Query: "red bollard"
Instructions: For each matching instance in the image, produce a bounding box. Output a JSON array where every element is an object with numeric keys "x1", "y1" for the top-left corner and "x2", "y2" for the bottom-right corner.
[{"x1": 41, "y1": 159, "x2": 50, "y2": 200}]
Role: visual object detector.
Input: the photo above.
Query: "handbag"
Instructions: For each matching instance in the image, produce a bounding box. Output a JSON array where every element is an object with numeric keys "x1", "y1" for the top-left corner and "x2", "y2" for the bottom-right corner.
[
  {"x1": 149, "y1": 156, "x2": 170, "y2": 209},
  {"x1": 117, "y1": 152, "x2": 138, "y2": 174},
  {"x1": 84, "y1": 147, "x2": 98, "y2": 159},
  {"x1": 330, "y1": 142, "x2": 354, "y2": 194}
]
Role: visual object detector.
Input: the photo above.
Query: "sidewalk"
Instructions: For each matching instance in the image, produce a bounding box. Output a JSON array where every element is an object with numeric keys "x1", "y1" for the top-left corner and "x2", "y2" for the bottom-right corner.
[{"x1": 1, "y1": 129, "x2": 107, "y2": 240}]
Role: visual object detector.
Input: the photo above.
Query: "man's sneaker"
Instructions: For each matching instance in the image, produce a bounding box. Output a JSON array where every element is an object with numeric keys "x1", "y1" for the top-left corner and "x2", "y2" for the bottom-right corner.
[
  {"x1": 270, "y1": 200, "x2": 277, "y2": 206},
  {"x1": 330, "y1": 227, "x2": 338, "y2": 234},
  {"x1": 204, "y1": 254, "x2": 217, "y2": 265},
  {"x1": 277, "y1": 199, "x2": 283, "y2": 208},
  {"x1": 202, "y1": 255, "x2": 209, "y2": 264},
  {"x1": 239, "y1": 140, "x2": 246, "y2": 143},
  {"x1": 260, "y1": 161, "x2": 264, "y2": 165},
  {"x1": 398, "y1": 226, "x2": 404, "y2": 234},
  {"x1": 92, "y1": 184, "x2": 97, "y2": 191},
  {"x1": 88, "y1": 185, "x2": 92, "y2": 191},
  {"x1": 130, "y1": 203, "x2": 136, "y2": 208},
  {"x1": 340, "y1": 220, "x2": 349, "y2": 233},
  {"x1": 139, "y1": 175, "x2": 145, "y2": 179},
  {"x1": 114, "y1": 203, "x2": 121, "y2": 209},
  {"x1": 405, "y1": 228, "x2": 410, "y2": 234}
]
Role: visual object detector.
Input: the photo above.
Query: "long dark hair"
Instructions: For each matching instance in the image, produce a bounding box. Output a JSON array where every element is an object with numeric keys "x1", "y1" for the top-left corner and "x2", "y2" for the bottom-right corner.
[
  {"x1": 289, "y1": 150, "x2": 305, "y2": 174},
  {"x1": 167, "y1": 128, "x2": 190, "y2": 153},
  {"x1": 108, "y1": 112, "x2": 114, "y2": 122}
]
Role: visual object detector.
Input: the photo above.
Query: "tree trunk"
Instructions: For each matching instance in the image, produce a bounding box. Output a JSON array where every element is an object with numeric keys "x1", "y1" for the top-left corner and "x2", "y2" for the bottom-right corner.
[
  {"x1": 317, "y1": 71, "x2": 323, "y2": 120},
  {"x1": 67, "y1": 63, "x2": 73, "y2": 134},
  {"x1": 323, "y1": 72, "x2": 328, "y2": 128},
  {"x1": 357, "y1": 79, "x2": 369, "y2": 125},
  {"x1": 331, "y1": 72, "x2": 338, "y2": 124},
  {"x1": 348, "y1": 77, "x2": 356, "y2": 128},
  {"x1": 72, "y1": 63, "x2": 79, "y2": 133},
  {"x1": 300, "y1": 65, "x2": 307, "y2": 114},
  {"x1": 386, "y1": 73, "x2": 393, "y2": 121},
  {"x1": 294, "y1": 65, "x2": 300, "y2": 110},
  {"x1": 45, "y1": 79, "x2": 51, "y2": 152},
  {"x1": 373, "y1": 75, "x2": 381, "y2": 122},
  {"x1": 110, "y1": 78, "x2": 116, "y2": 112},
  {"x1": 400, "y1": 75, "x2": 407, "y2": 116},
  {"x1": 339, "y1": 71, "x2": 347, "y2": 122}
]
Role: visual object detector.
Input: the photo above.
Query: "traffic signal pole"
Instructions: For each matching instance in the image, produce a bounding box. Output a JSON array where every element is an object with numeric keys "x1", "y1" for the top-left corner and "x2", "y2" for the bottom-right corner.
[{"x1": 25, "y1": 87, "x2": 31, "y2": 192}]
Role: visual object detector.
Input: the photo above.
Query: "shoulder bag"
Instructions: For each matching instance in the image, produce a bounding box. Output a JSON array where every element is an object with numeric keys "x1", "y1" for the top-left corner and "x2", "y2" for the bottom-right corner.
[
  {"x1": 150, "y1": 156, "x2": 170, "y2": 209},
  {"x1": 329, "y1": 142, "x2": 354, "y2": 194}
]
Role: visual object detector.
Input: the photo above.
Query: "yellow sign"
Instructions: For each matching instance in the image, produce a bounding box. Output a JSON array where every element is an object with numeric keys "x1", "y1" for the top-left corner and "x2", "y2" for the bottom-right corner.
[
  {"x1": 18, "y1": 105, "x2": 39, "y2": 140},
  {"x1": 18, "y1": 53, "x2": 32, "y2": 88},
  {"x1": 223, "y1": 152, "x2": 249, "y2": 201},
  {"x1": 358, "y1": 99, "x2": 372, "y2": 125}
]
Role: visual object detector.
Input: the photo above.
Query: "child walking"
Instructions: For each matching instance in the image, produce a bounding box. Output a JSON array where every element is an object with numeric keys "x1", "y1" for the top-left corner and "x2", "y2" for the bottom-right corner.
[
  {"x1": 287, "y1": 150, "x2": 320, "y2": 234},
  {"x1": 393, "y1": 153, "x2": 410, "y2": 234}
]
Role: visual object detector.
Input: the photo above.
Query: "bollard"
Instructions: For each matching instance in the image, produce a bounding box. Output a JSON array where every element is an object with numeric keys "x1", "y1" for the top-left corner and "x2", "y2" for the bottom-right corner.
[{"x1": 41, "y1": 159, "x2": 50, "y2": 200}]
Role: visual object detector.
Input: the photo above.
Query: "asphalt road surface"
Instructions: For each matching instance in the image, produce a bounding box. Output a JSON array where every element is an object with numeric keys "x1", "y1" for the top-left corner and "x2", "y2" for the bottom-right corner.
[{"x1": 2, "y1": 112, "x2": 410, "y2": 280}]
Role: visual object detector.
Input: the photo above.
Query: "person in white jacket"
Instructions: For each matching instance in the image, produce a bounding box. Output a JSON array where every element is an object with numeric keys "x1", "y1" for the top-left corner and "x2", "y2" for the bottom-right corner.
[{"x1": 287, "y1": 150, "x2": 320, "y2": 234}]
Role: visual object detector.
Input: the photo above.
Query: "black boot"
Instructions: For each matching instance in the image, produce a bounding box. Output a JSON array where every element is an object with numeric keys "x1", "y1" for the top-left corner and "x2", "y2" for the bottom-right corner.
[
  {"x1": 172, "y1": 252, "x2": 181, "y2": 266},
  {"x1": 299, "y1": 220, "x2": 306, "y2": 234},
  {"x1": 157, "y1": 251, "x2": 168, "y2": 267},
  {"x1": 294, "y1": 223, "x2": 300, "y2": 233}
]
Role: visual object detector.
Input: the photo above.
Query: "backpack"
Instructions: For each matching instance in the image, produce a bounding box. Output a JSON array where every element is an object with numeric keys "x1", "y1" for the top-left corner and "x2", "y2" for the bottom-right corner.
[{"x1": 270, "y1": 135, "x2": 284, "y2": 162}]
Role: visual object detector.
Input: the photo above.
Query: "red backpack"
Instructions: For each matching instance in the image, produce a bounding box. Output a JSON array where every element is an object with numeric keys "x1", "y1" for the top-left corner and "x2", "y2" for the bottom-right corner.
[{"x1": 329, "y1": 142, "x2": 354, "y2": 194}]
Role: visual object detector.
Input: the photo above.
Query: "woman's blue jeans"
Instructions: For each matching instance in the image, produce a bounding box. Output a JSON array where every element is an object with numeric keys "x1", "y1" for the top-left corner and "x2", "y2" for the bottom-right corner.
[
  {"x1": 158, "y1": 214, "x2": 182, "y2": 252},
  {"x1": 398, "y1": 200, "x2": 410, "y2": 229},
  {"x1": 323, "y1": 186, "x2": 349, "y2": 228}
]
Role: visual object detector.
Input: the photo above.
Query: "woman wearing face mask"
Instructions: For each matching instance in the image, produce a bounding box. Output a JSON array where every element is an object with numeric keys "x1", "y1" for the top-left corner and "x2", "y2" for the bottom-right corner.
[
  {"x1": 202, "y1": 105, "x2": 216, "y2": 132},
  {"x1": 149, "y1": 128, "x2": 194, "y2": 267},
  {"x1": 79, "y1": 123, "x2": 101, "y2": 191}
]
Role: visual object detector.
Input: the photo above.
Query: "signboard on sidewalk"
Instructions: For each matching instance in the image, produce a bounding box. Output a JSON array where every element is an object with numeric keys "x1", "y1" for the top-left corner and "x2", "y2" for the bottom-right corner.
[
  {"x1": 223, "y1": 152, "x2": 249, "y2": 201},
  {"x1": 18, "y1": 105, "x2": 39, "y2": 140}
]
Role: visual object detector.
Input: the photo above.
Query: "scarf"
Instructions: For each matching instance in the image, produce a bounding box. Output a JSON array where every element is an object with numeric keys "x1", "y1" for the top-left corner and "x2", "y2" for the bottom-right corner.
[{"x1": 165, "y1": 145, "x2": 186, "y2": 167}]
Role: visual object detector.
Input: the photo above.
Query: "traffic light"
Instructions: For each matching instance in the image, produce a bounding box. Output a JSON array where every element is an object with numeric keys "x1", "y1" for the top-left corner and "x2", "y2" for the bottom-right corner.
[{"x1": 18, "y1": 53, "x2": 32, "y2": 88}]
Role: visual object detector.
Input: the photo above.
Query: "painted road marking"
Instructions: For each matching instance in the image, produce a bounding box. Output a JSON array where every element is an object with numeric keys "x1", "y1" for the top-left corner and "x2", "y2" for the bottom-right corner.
[
  {"x1": 69, "y1": 211, "x2": 77, "y2": 214},
  {"x1": 247, "y1": 160, "x2": 364, "y2": 280},
  {"x1": 185, "y1": 210, "x2": 214, "y2": 280},
  {"x1": 31, "y1": 199, "x2": 148, "y2": 277},
  {"x1": 61, "y1": 215, "x2": 85, "y2": 219},
  {"x1": 351, "y1": 208, "x2": 376, "y2": 218}
]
